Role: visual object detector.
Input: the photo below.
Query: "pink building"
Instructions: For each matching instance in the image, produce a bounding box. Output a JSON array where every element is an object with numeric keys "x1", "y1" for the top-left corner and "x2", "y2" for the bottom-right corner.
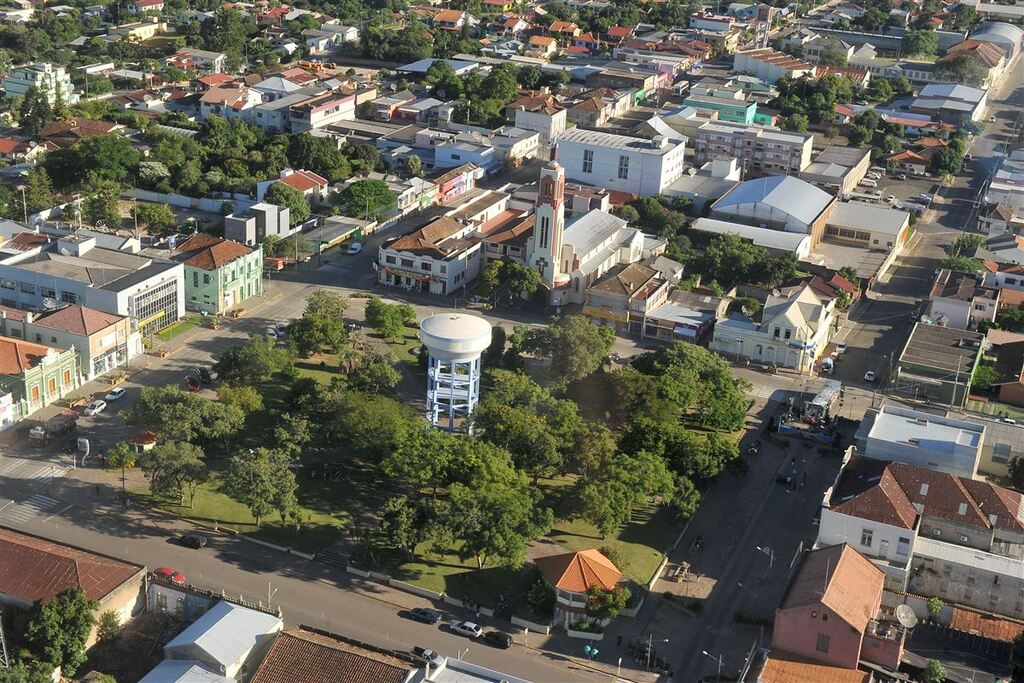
[{"x1": 772, "y1": 544, "x2": 888, "y2": 670}]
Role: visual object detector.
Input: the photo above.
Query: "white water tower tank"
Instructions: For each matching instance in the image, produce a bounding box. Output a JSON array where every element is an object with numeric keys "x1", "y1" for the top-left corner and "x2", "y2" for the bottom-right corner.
[{"x1": 419, "y1": 313, "x2": 492, "y2": 432}]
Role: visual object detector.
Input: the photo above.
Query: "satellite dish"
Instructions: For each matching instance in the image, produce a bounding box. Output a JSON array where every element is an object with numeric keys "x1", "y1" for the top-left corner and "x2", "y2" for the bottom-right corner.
[{"x1": 895, "y1": 604, "x2": 919, "y2": 629}]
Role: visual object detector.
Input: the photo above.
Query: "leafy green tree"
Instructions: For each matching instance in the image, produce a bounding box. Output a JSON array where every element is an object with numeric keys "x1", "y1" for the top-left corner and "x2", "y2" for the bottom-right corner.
[
  {"x1": 135, "y1": 201, "x2": 176, "y2": 234},
  {"x1": 476, "y1": 401, "x2": 562, "y2": 481},
  {"x1": 265, "y1": 181, "x2": 311, "y2": 223},
  {"x1": 77, "y1": 135, "x2": 141, "y2": 184},
  {"x1": 846, "y1": 125, "x2": 873, "y2": 147},
  {"x1": 223, "y1": 447, "x2": 297, "y2": 526},
  {"x1": 1008, "y1": 456, "x2": 1024, "y2": 490},
  {"x1": 903, "y1": 29, "x2": 937, "y2": 56},
  {"x1": 364, "y1": 296, "x2": 416, "y2": 340},
  {"x1": 865, "y1": 77, "x2": 894, "y2": 102},
  {"x1": 105, "y1": 441, "x2": 136, "y2": 503},
  {"x1": 289, "y1": 312, "x2": 347, "y2": 356},
  {"x1": 217, "y1": 384, "x2": 264, "y2": 413},
  {"x1": 382, "y1": 428, "x2": 475, "y2": 497},
  {"x1": 424, "y1": 59, "x2": 463, "y2": 99},
  {"x1": 215, "y1": 335, "x2": 293, "y2": 384},
  {"x1": 21, "y1": 167, "x2": 54, "y2": 215},
  {"x1": 444, "y1": 473, "x2": 553, "y2": 569},
  {"x1": 783, "y1": 113, "x2": 809, "y2": 132},
  {"x1": 579, "y1": 451, "x2": 674, "y2": 537},
  {"x1": 939, "y1": 255, "x2": 981, "y2": 274},
  {"x1": 82, "y1": 176, "x2": 122, "y2": 227},
  {"x1": 125, "y1": 387, "x2": 207, "y2": 442},
  {"x1": 17, "y1": 86, "x2": 51, "y2": 138},
  {"x1": 517, "y1": 315, "x2": 614, "y2": 385},
  {"x1": 586, "y1": 585, "x2": 630, "y2": 621},
  {"x1": 481, "y1": 258, "x2": 542, "y2": 306},
  {"x1": 946, "y1": 4, "x2": 976, "y2": 30},
  {"x1": 140, "y1": 441, "x2": 208, "y2": 506},
  {"x1": 377, "y1": 494, "x2": 431, "y2": 559},
  {"x1": 671, "y1": 474, "x2": 701, "y2": 518},
  {"x1": 817, "y1": 41, "x2": 849, "y2": 66},
  {"x1": 572, "y1": 422, "x2": 618, "y2": 479},
  {"x1": 931, "y1": 147, "x2": 964, "y2": 177},
  {"x1": 403, "y1": 154, "x2": 423, "y2": 178},
  {"x1": 922, "y1": 659, "x2": 946, "y2": 683},
  {"x1": 319, "y1": 390, "x2": 416, "y2": 461},
  {"x1": 346, "y1": 350, "x2": 401, "y2": 394},
  {"x1": 337, "y1": 179, "x2": 396, "y2": 220},
  {"x1": 24, "y1": 587, "x2": 98, "y2": 676},
  {"x1": 96, "y1": 610, "x2": 122, "y2": 643},
  {"x1": 934, "y1": 53, "x2": 987, "y2": 86},
  {"x1": 0, "y1": 660, "x2": 55, "y2": 683}
]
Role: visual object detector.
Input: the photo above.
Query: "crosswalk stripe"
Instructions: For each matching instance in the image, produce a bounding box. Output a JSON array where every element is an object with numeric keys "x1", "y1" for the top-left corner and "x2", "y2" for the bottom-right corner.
[{"x1": 0, "y1": 494, "x2": 60, "y2": 525}]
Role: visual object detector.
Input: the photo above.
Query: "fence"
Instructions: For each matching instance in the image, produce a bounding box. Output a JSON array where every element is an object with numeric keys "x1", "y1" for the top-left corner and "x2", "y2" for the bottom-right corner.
[{"x1": 129, "y1": 189, "x2": 257, "y2": 215}]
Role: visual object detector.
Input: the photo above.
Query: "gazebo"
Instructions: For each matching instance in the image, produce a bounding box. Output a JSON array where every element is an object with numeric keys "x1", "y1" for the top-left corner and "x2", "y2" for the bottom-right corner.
[{"x1": 534, "y1": 548, "x2": 623, "y2": 627}]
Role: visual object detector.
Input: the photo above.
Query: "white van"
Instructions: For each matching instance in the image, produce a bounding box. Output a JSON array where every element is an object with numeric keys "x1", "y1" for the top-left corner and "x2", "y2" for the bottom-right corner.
[
  {"x1": 869, "y1": 166, "x2": 887, "y2": 176},
  {"x1": 861, "y1": 178, "x2": 878, "y2": 188}
]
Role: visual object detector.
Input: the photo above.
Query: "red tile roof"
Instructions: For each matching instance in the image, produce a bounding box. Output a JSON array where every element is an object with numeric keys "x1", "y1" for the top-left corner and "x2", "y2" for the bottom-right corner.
[
  {"x1": 0, "y1": 336, "x2": 65, "y2": 376},
  {"x1": 197, "y1": 73, "x2": 234, "y2": 87},
  {"x1": 781, "y1": 544, "x2": 883, "y2": 634},
  {"x1": 0, "y1": 526, "x2": 143, "y2": 603},
  {"x1": 176, "y1": 233, "x2": 254, "y2": 270},
  {"x1": 534, "y1": 548, "x2": 622, "y2": 593},
  {"x1": 32, "y1": 305, "x2": 124, "y2": 336},
  {"x1": 0, "y1": 138, "x2": 28, "y2": 155},
  {"x1": 949, "y1": 607, "x2": 1024, "y2": 643},
  {"x1": 759, "y1": 654, "x2": 870, "y2": 683},
  {"x1": 250, "y1": 626, "x2": 415, "y2": 683},
  {"x1": 279, "y1": 169, "x2": 328, "y2": 193},
  {"x1": 434, "y1": 9, "x2": 465, "y2": 23},
  {"x1": 38, "y1": 118, "x2": 120, "y2": 143},
  {"x1": 5, "y1": 232, "x2": 50, "y2": 251}
]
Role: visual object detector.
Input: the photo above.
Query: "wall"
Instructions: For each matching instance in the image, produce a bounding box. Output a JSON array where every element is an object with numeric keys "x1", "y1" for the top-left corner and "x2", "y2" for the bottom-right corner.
[
  {"x1": 818, "y1": 507, "x2": 915, "y2": 574},
  {"x1": 863, "y1": 433, "x2": 979, "y2": 479},
  {"x1": 90, "y1": 569, "x2": 146, "y2": 647},
  {"x1": 910, "y1": 537, "x2": 1024, "y2": 618},
  {"x1": 132, "y1": 189, "x2": 256, "y2": 215},
  {"x1": 772, "y1": 604, "x2": 865, "y2": 669},
  {"x1": 556, "y1": 137, "x2": 687, "y2": 196}
]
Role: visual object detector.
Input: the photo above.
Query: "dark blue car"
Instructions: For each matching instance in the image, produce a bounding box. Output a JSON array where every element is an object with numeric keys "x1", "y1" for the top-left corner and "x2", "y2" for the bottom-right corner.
[{"x1": 407, "y1": 608, "x2": 442, "y2": 624}]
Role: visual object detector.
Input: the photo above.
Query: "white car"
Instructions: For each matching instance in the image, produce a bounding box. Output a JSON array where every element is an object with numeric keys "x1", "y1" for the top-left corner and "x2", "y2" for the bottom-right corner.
[
  {"x1": 835, "y1": 343, "x2": 848, "y2": 355},
  {"x1": 83, "y1": 400, "x2": 107, "y2": 416},
  {"x1": 450, "y1": 621, "x2": 484, "y2": 639},
  {"x1": 104, "y1": 388, "x2": 126, "y2": 401},
  {"x1": 883, "y1": 195, "x2": 896, "y2": 204},
  {"x1": 347, "y1": 242, "x2": 363, "y2": 255},
  {"x1": 864, "y1": 370, "x2": 876, "y2": 382},
  {"x1": 264, "y1": 326, "x2": 278, "y2": 338},
  {"x1": 866, "y1": 172, "x2": 881, "y2": 180}
]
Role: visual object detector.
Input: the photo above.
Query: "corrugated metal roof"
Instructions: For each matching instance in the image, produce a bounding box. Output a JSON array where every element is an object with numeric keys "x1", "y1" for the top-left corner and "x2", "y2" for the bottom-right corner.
[
  {"x1": 139, "y1": 660, "x2": 230, "y2": 683},
  {"x1": 165, "y1": 601, "x2": 282, "y2": 669},
  {"x1": 691, "y1": 217, "x2": 810, "y2": 252},
  {"x1": 563, "y1": 210, "x2": 629, "y2": 257},
  {"x1": 713, "y1": 176, "x2": 832, "y2": 227},
  {"x1": 828, "y1": 202, "x2": 909, "y2": 235}
]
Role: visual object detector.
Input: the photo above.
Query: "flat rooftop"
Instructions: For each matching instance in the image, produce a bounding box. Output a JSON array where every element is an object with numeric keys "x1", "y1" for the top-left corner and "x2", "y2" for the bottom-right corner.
[
  {"x1": 899, "y1": 323, "x2": 984, "y2": 374},
  {"x1": 7, "y1": 246, "x2": 179, "y2": 292},
  {"x1": 869, "y1": 403, "x2": 983, "y2": 454}
]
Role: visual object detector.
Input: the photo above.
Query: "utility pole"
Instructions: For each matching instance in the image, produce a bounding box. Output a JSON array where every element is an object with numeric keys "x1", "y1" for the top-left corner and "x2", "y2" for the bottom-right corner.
[
  {"x1": 0, "y1": 607, "x2": 9, "y2": 669},
  {"x1": 951, "y1": 354, "x2": 963, "y2": 410}
]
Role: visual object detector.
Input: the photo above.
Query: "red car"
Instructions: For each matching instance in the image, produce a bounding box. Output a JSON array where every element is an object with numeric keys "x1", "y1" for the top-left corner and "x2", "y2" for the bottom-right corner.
[
  {"x1": 183, "y1": 376, "x2": 201, "y2": 392},
  {"x1": 153, "y1": 567, "x2": 186, "y2": 585}
]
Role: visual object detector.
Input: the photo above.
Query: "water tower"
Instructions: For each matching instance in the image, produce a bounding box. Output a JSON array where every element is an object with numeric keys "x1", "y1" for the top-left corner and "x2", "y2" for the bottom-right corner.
[{"x1": 419, "y1": 313, "x2": 492, "y2": 432}]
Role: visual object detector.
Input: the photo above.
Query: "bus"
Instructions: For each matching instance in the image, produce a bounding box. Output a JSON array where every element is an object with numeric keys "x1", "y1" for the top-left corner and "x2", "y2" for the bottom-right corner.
[{"x1": 805, "y1": 379, "x2": 843, "y2": 421}]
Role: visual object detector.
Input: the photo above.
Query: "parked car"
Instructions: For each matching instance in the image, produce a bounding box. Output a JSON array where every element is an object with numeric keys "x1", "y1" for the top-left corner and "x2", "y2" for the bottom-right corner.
[
  {"x1": 265, "y1": 326, "x2": 278, "y2": 338},
  {"x1": 153, "y1": 567, "x2": 186, "y2": 585},
  {"x1": 276, "y1": 322, "x2": 289, "y2": 335},
  {"x1": 895, "y1": 173, "x2": 908, "y2": 180},
  {"x1": 183, "y1": 376, "x2": 201, "y2": 392},
  {"x1": 344, "y1": 322, "x2": 361, "y2": 332},
  {"x1": 407, "y1": 608, "x2": 442, "y2": 624},
  {"x1": 83, "y1": 400, "x2": 107, "y2": 416},
  {"x1": 835, "y1": 343, "x2": 848, "y2": 354},
  {"x1": 864, "y1": 370, "x2": 876, "y2": 382},
  {"x1": 104, "y1": 388, "x2": 126, "y2": 401},
  {"x1": 347, "y1": 242, "x2": 363, "y2": 255},
  {"x1": 917, "y1": 193, "x2": 932, "y2": 204},
  {"x1": 450, "y1": 621, "x2": 484, "y2": 639},
  {"x1": 483, "y1": 631, "x2": 513, "y2": 649},
  {"x1": 883, "y1": 195, "x2": 896, "y2": 204},
  {"x1": 181, "y1": 533, "x2": 207, "y2": 549},
  {"x1": 196, "y1": 367, "x2": 214, "y2": 384},
  {"x1": 412, "y1": 647, "x2": 443, "y2": 665},
  {"x1": 866, "y1": 172, "x2": 881, "y2": 180}
]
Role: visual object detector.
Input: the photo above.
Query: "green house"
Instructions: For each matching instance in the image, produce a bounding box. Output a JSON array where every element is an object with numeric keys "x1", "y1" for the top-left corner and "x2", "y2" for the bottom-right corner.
[
  {"x1": 682, "y1": 94, "x2": 758, "y2": 125},
  {"x1": 175, "y1": 234, "x2": 264, "y2": 315},
  {"x1": 0, "y1": 336, "x2": 79, "y2": 421}
]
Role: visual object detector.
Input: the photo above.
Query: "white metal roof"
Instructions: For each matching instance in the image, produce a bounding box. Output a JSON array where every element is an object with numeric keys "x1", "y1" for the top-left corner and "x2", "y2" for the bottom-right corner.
[
  {"x1": 828, "y1": 202, "x2": 909, "y2": 235},
  {"x1": 712, "y1": 175, "x2": 833, "y2": 226},
  {"x1": 139, "y1": 660, "x2": 230, "y2": 683},
  {"x1": 691, "y1": 217, "x2": 811, "y2": 253},
  {"x1": 563, "y1": 210, "x2": 630, "y2": 257},
  {"x1": 555, "y1": 127, "x2": 684, "y2": 155},
  {"x1": 164, "y1": 601, "x2": 282, "y2": 669}
]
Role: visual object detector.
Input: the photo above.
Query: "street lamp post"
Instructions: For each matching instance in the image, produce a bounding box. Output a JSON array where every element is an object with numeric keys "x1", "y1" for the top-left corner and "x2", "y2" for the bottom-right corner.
[
  {"x1": 701, "y1": 650, "x2": 724, "y2": 683},
  {"x1": 646, "y1": 635, "x2": 668, "y2": 671},
  {"x1": 756, "y1": 545, "x2": 774, "y2": 568}
]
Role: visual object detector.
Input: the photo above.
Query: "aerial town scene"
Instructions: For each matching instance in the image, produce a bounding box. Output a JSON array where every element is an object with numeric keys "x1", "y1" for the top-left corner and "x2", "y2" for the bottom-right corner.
[{"x1": 0, "y1": 0, "x2": 1019, "y2": 680}]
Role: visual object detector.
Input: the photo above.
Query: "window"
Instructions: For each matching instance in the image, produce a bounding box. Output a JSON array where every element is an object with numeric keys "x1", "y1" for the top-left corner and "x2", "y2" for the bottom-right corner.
[
  {"x1": 0, "y1": 280, "x2": 13, "y2": 290},
  {"x1": 1007, "y1": 278, "x2": 1018, "y2": 285},
  {"x1": 993, "y1": 443, "x2": 1012, "y2": 464},
  {"x1": 617, "y1": 155, "x2": 629, "y2": 179},
  {"x1": 582, "y1": 150, "x2": 594, "y2": 173},
  {"x1": 42, "y1": 288, "x2": 55, "y2": 299},
  {"x1": 421, "y1": 263, "x2": 431, "y2": 272},
  {"x1": 821, "y1": 614, "x2": 828, "y2": 622},
  {"x1": 784, "y1": 329, "x2": 791, "y2": 340},
  {"x1": 30, "y1": 385, "x2": 39, "y2": 402},
  {"x1": 860, "y1": 528, "x2": 873, "y2": 548},
  {"x1": 974, "y1": 304, "x2": 987, "y2": 311},
  {"x1": 451, "y1": 154, "x2": 461, "y2": 160},
  {"x1": 193, "y1": 272, "x2": 199, "y2": 288},
  {"x1": 879, "y1": 539, "x2": 889, "y2": 555},
  {"x1": 816, "y1": 634, "x2": 830, "y2": 653},
  {"x1": 20, "y1": 283, "x2": 34, "y2": 294},
  {"x1": 62, "y1": 370, "x2": 70, "y2": 385},
  {"x1": 400, "y1": 259, "x2": 414, "y2": 268},
  {"x1": 203, "y1": 274, "x2": 211, "y2": 285},
  {"x1": 60, "y1": 291, "x2": 76, "y2": 304},
  {"x1": 385, "y1": 255, "x2": 396, "y2": 265},
  {"x1": 773, "y1": 327, "x2": 780, "y2": 338},
  {"x1": 933, "y1": 528, "x2": 941, "y2": 537},
  {"x1": 47, "y1": 378, "x2": 56, "y2": 394}
]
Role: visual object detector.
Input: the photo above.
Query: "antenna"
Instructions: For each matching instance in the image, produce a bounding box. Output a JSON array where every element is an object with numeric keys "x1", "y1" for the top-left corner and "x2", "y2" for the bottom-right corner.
[{"x1": 0, "y1": 607, "x2": 9, "y2": 669}]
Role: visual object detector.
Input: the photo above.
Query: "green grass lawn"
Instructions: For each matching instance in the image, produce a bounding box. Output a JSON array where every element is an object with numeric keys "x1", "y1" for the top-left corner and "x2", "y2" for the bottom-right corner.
[
  {"x1": 294, "y1": 352, "x2": 342, "y2": 384},
  {"x1": 132, "y1": 457, "x2": 380, "y2": 554},
  {"x1": 156, "y1": 316, "x2": 202, "y2": 342},
  {"x1": 368, "y1": 545, "x2": 524, "y2": 603},
  {"x1": 382, "y1": 328, "x2": 424, "y2": 375}
]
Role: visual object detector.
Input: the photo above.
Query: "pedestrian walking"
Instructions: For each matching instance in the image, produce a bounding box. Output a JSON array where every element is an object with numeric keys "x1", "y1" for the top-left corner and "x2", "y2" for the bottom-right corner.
[{"x1": 617, "y1": 635, "x2": 622, "y2": 646}]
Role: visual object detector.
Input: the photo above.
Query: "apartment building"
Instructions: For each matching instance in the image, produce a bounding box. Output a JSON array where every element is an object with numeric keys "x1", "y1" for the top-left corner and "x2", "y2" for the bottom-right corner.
[
  {"x1": 693, "y1": 120, "x2": 813, "y2": 175},
  {"x1": 553, "y1": 127, "x2": 687, "y2": 196},
  {"x1": 818, "y1": 452, "x2": 1024, "y2": 619},
  {"x1": 928, "y1": 268, "x2": 1000, "y2": 330},
  {"x1": 732, "y1": 48, "x2": 816, "y2": 83},
  {"x1": 288, "y1": 90, "x2": 357, "y2": 132},
  {"x1": 3, "y1": 63, "x2": 76, "y2": 105}
]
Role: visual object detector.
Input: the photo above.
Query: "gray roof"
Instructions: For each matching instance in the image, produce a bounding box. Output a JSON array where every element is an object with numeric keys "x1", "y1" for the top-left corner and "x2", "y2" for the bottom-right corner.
[
  {"x1": 899, "y1": 323, "x2": 984, "y2": 374},
  {"x1": 555, "y1": 127, "x2": 684, "y2": 155},
  {"x1": 164, "y1": 601, "x2": 282, "y2": 669},
  {"x1": 712, "y1": 176, "x2": 833, "y2": 226},
  {"x1": 868, "y1": 403, "x2": 983, "y2": 455},
  {"x1": 970, "y1": 21, "x2": 1024, "y2": 49},
  {"x1": 691, "y1": 217, "x2": 810, "y2": 252},
  {"x1": 6, "y1": 246, "x2": 180, "y2": 292},
  {"x1": 563, "y1": 210, "x2": 629, "y2": 257},
  {"x1": 918, "y1": 83, "x2": 986, "y2": 104},
  {"x1": 139, "y1": 660, "x2": 230, "y2": 683},
  {"x1": 828, "y1": 202, "x2": 909, "y2": 235}
]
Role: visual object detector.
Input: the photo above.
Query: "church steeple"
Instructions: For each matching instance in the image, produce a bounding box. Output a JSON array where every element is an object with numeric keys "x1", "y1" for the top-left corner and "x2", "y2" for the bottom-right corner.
[{"x1": 529, "y1": 161, "x2": 566, "y2": 288}]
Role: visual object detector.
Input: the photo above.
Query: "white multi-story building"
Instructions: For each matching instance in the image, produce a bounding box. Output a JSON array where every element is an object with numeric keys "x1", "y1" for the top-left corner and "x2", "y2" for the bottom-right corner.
[
  {"x1": 693, "y1": 121, "x2": 813, "y2": 175},
  {"x1": 732, "y1": 48, "x2": 816, "y2": 83},
  {"x1": 553, "y1": 128, "x2": 687, "y2": 197},
  {"x1": 710, "y1": 283, "x2": 835, "y2": 372},
  {"x1": 0, "y1": 234, "x2": 184, "y2": 336},
  {"x1": 818, "y1": 450, "x2": 1024, "y2": 618},
  {"x1": 3, "y1": 63, "x2": 77, "y2": 105},
  {"x1": 928, "y1": 269, "x2": 1000, "y2": 330},
  {"x1": 510, "y1": 96, "x2": 567, "y2": 162}
]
